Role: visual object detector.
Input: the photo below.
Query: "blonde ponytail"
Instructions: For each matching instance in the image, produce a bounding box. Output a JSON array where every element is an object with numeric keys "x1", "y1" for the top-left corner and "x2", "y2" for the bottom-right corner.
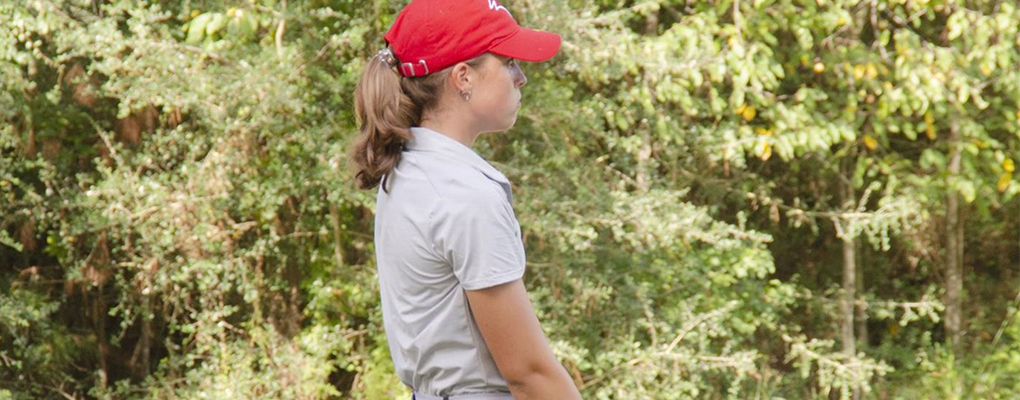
[{"x1": 351, "y1": 49, "x2": 486, "y2": 192}]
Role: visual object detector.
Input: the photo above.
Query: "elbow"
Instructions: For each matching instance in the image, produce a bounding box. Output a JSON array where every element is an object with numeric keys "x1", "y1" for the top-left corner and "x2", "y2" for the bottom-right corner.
[
  {"x1": 500, "y1": 356, "x2": 582, "y2": 399},
  {"x1": 502, "y1": 358, "x2": 558, "y2": 388}
]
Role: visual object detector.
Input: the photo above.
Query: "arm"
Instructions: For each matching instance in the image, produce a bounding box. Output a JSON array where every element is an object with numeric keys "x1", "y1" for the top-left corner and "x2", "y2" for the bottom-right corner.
[{"x1": 465, "y1": 279, "x2": 582, "y2": 400}]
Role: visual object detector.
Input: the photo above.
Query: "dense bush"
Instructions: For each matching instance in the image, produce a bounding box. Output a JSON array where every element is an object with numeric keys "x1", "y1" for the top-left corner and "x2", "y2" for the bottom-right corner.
[{"x1": 1, "y1": 0, "x2": 1017, "y2": 399}]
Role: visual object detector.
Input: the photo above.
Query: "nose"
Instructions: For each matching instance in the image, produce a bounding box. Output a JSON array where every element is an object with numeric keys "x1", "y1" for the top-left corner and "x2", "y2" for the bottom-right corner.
[{"x1": 512, "y1": 64, "x2": 527, "y2": 88}]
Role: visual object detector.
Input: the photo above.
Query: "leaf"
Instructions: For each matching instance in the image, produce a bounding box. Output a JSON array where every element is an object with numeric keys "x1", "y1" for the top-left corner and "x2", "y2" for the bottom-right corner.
[
  {"x1": 959, "y1": 180, "x2": 976, "y2": 203},
  {"x1": 853, "y1": 65, "x2": 865, "y2": 80},
  {"x1": 186, "y1": 13, "x2": 211, "y2": 43},
  {"x1": 757, "y1": 139, "x2": 772, "y2": 161},
  {"x1": 957, "y1": 86, "x2": 969, "y2": 104},
  {"x1": 206, "y1": 13, "x2": 227, "y2": 36},
  {"x1": 866, "y1": 63, "x2": 878, "y2": 79},
  {"x1": 924, "y1": 112, "x2": 936, "y2": 140},
  {"x1": 998, "y1": 174, "x2": 1011, "y2": 193},
  {"x1": 741, "y1": 106, "x2": 757, "y2": 121},
  {"x1": 964, "y1": 142, "x2": 979, "y2": 156},
  {"x1": 863, "y1": 135, "x2": 877, "y2": 150},
  {"x1": 920, "y1": 149, "x2": 946, "y2": 170},
  {"x1": 730, "y1": 88, "x2": 745, "y2": 110},
  {"x1": 614, "y1": 113, "x2": 629, "y2": 131},
  {"x1": 946, "y1": 12, "x2": 966, "y2": 40},
  {"x1": 1004, "y1": 159, "x2": 1015, "y2": 173},
  {"x1": 229, "y1": 12, "x2": 260, "y2": 41},
  {"x1": 655, "y1": 116, "x2": 668, "y2": 139},
  {"x1": 902, "y1": 124, "x2": 917, "y2": 141},
  {"x1": 879, "y1": 31, "x2": 891, "y2": 47}
]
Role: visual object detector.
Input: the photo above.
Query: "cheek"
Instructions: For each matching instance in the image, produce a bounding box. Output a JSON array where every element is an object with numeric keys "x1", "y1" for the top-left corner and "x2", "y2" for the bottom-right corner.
[{"x1": 474, "y1": 81, "x2": 516, "y2": 111}]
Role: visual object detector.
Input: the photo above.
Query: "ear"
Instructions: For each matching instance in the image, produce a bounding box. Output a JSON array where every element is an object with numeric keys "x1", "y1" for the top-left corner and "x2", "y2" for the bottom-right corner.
[{"x1": 448, "y1": 61, "x2": 475, "y2": 93}]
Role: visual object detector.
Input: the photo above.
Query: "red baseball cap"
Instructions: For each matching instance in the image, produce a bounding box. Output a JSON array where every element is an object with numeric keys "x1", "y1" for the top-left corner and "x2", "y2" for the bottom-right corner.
[{"x1": 384, "y1": 0, "x2": 562, "y2": 77}]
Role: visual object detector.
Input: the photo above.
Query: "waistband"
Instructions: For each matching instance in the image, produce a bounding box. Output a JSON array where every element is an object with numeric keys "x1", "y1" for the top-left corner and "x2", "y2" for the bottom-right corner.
[{"x1": 412, "y1": 392, "x2": 514, "y2": 400}]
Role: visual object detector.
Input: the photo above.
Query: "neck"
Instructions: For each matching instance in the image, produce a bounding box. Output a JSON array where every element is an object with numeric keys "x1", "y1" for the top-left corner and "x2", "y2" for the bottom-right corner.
[{"x1": 419, "y1": 110, "x2": 480, "y2": 148}]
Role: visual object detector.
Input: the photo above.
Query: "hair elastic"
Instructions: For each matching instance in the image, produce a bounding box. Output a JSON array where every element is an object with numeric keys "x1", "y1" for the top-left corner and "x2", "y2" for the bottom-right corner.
[{"x1": 376, "y1": 47, "x2": 399, "y2": 68}]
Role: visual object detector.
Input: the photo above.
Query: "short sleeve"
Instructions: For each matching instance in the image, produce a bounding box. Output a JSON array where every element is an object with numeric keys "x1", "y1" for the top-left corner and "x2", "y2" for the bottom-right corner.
[{"x1": 430, "y1": 186, "x2": 526, "y2": 291}]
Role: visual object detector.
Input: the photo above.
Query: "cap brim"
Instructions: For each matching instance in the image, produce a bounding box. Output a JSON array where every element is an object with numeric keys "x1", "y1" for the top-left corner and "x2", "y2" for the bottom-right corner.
[{"x1": 489, "y1": 28, "x2": 561, "y2": 62}]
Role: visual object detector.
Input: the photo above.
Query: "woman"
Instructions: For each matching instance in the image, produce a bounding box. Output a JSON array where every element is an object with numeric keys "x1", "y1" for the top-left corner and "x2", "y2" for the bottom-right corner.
[{"x1": 350, "y1": 0, "x2": 584, "y2": 399}]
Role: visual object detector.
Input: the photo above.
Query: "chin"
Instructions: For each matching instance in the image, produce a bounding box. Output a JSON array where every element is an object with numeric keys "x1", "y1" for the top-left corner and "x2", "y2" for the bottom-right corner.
[
  {"x1": 503, "y1": 118, "x2": 518, "y2": 131},
  {"x1": 490, "y1": 117, "x2": 517, "y2": 133}
]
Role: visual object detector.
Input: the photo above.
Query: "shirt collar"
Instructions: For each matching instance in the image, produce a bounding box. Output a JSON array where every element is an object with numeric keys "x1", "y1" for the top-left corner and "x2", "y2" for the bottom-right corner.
[{"x1": 405, "y1": 126, "x2": 511, "y2": 186}]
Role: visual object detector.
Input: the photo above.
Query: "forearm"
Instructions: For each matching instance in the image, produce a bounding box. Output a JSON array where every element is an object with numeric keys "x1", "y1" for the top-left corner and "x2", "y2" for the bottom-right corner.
[{"x1": 506, "y1": 362, "x2": 582, "y2": 400}]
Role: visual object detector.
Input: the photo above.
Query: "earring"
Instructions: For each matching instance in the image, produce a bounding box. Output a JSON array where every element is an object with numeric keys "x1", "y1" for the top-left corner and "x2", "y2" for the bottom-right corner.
[{"x1": 460, "y1": 90, "x2": 472, "y2": 101}]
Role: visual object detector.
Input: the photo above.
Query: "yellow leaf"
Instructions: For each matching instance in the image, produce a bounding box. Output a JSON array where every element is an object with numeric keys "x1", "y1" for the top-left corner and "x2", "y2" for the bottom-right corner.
[
  {"x1": 998, "y1": 174, "x2": 1011, "y2": 192},
  {"x1": 735, "y1": 104, "x2": 746, "y2": 115},
  {"x1": 863, "y1": 135, "x2": 877, "y2": 150},
  {"x1": 980, "y1": 64, "x2": 993, "y2": 76},
  {"x1": 924, "y1": 112, "x2": 935, "y2": 139},
  {"x1": 742, "y1": 106, "x2": 757, "y2": 121},
  {"x1": 1004, "y1": 159, "x2": 1015, "y2": 173},
  {"x1": 866, "y1": 63, "x2": 878, "y2": 79},
  {"x1": 853, "y1": 65, "x2": 866, "y2": 80},
  {"x1": 758, "y1": 140, "x2": 772, "y2": 161}
]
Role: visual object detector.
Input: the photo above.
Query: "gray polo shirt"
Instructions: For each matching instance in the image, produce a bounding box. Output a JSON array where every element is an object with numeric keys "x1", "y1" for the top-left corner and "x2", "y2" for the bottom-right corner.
[{"x1": 374, "y1": 126, "x2": 526, "y2": 396}]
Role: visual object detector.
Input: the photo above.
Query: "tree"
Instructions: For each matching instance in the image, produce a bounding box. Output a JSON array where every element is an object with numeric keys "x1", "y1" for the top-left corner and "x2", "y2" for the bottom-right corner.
[{"x1": 1, "y1": 0, "x2": 1018, "y2": 399}]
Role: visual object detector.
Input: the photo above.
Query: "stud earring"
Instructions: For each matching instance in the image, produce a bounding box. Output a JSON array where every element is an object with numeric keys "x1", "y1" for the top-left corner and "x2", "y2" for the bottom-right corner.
[{"x1": 460, "y1": 90, "x2": 472, "y2": 101}]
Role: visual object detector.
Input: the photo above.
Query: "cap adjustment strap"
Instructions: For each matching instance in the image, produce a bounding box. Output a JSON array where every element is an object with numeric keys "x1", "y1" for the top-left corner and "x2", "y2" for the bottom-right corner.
[{"x1": 400, "y1": 60, "x2": 430, "y2": 77}]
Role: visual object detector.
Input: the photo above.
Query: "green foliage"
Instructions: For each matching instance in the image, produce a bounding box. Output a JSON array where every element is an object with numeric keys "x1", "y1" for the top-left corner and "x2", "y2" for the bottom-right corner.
[
  {"x1": 1, "y1": 0, "x2": 1018, "y2": 399},
  {"x1": 0, "y1": 288, "x2": 80, "y2": 399},
  {"x1": 890, "y1": 302, "x2": 1020, "y2": 400}
]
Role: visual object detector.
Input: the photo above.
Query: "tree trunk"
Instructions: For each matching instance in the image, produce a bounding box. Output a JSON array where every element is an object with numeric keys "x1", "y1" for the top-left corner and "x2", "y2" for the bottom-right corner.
[
  {"x1": 856, "y1": 237, "x2": 868, "y2": 349},
  {"x1": 839, "y1": 159, "x2": 859, "y2": 400},
  {"x1": 945, "y1": 123, "x2": 963, "y2": 355},
  {"x1": 841, "y1": 237, "x2": 857, "y2": 357},
  {"x1": 94, "y1": 286, "x2": 109, "y2": 389},
  {"x1": 130, "y1": 298, "x2": 154, "y2": 381},
  {"x1": 635, "y1": 11, "x2": 656, "y2": 192},
  {"x1": 330, "y1": 203, "x2": 346, "y2": 268},
  {"x1": 839, "y1": 159, "x2": 857, "y2": 358}
]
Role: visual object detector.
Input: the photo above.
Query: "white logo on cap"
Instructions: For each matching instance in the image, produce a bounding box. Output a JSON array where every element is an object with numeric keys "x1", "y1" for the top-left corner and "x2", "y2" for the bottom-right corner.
[{"x1": 487, "y1": 0, "x2": 514, "y2": 19}]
